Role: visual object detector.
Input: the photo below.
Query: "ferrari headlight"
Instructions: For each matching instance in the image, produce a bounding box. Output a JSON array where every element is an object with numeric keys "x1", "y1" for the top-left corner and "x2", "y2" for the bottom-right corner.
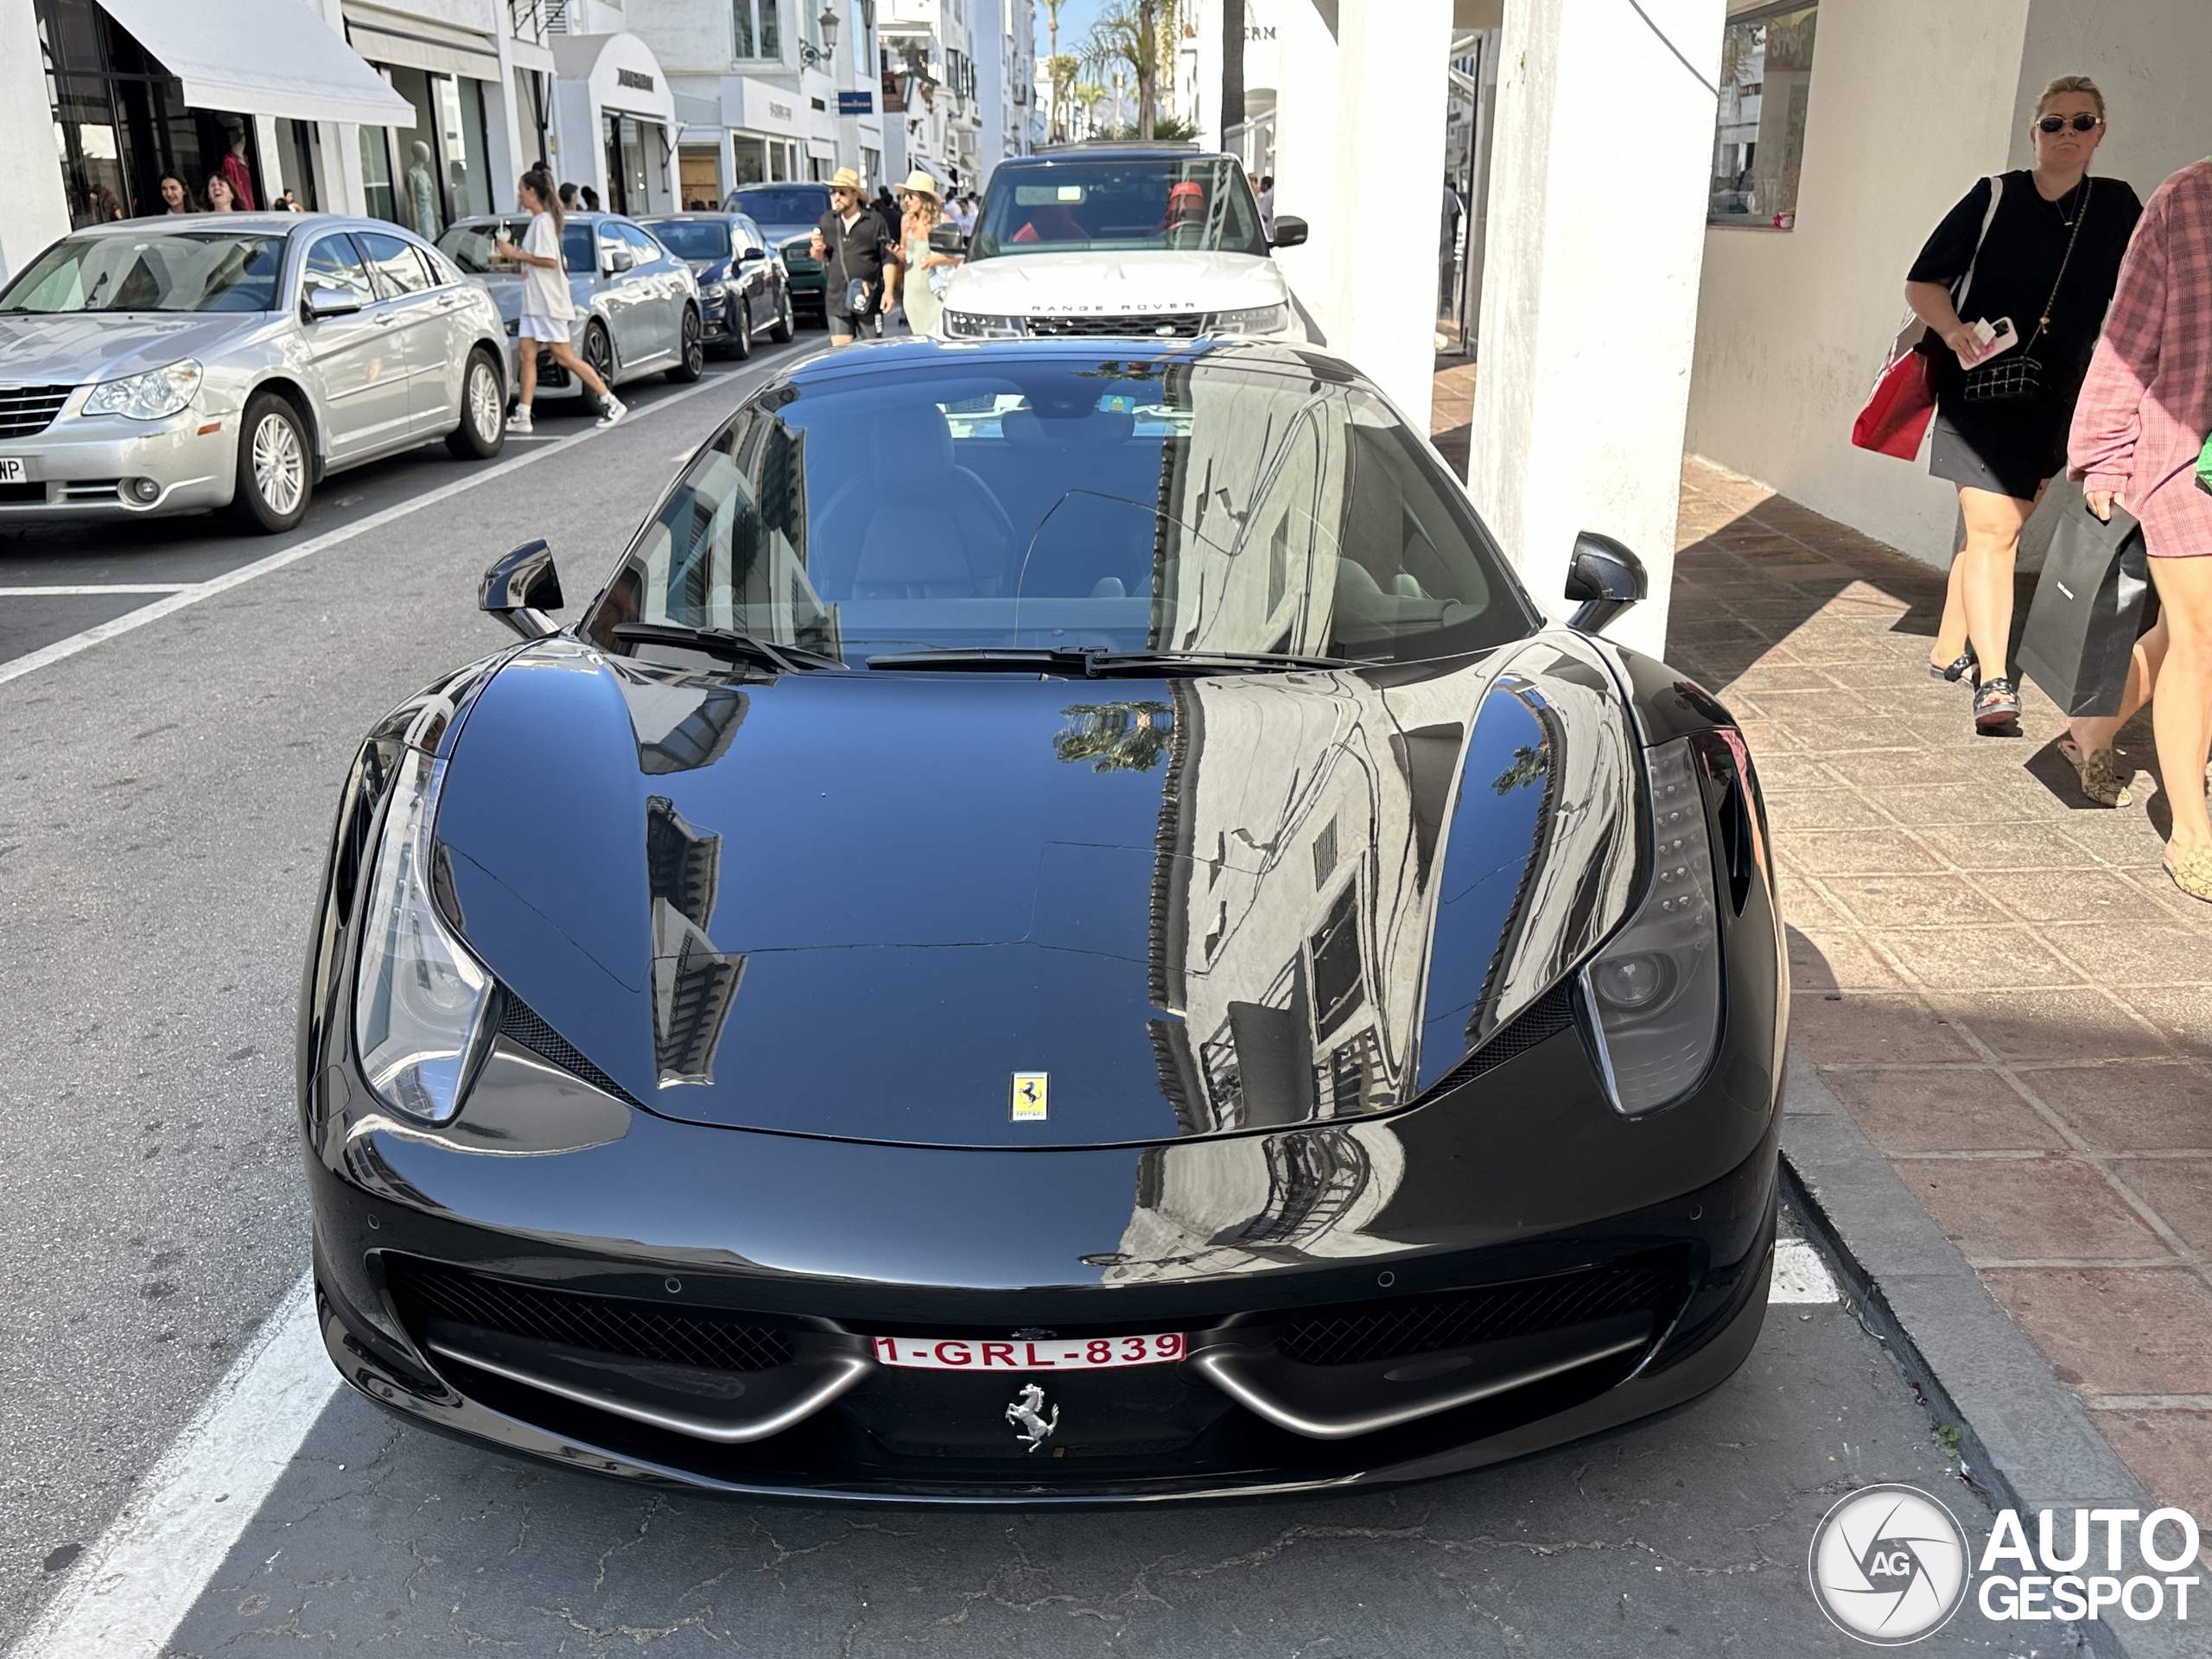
[
  {"x1": 1584, "y1": 737, "x2": 1722, "y2": 1116},
  {"x1": 82, "y1": 358, "x2": 202, "y2": 421},
  {"x1": 1205, "y1": 302, "x2": 1290, "y2": 337},
  {"x1": 354, "y1": 747, "x2": 493, "y2": 1123},
  {"x1": 942, "y1": 309, "x2": 1028, "y2": 339}
]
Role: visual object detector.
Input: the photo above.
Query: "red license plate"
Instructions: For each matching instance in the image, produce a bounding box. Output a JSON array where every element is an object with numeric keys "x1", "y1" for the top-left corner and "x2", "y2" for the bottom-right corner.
[{"x1": 870, "y1": 1333, "x2": 1186, "y2": 1370}]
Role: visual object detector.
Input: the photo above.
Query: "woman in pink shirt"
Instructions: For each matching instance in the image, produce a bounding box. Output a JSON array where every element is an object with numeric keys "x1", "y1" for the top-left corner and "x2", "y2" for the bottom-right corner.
[{"x1": 2069, "y1": 159, "x2": 2212, "y2": 900}]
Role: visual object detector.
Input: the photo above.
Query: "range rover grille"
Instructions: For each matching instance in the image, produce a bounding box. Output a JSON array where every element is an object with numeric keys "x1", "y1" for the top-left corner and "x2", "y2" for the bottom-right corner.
[
  {"x1": 387, "y1": 1258, "x2": 796, "y2": 1373},
  {"x1": 1027, "y1": 313, "x2": 1204, "y2": 339}
]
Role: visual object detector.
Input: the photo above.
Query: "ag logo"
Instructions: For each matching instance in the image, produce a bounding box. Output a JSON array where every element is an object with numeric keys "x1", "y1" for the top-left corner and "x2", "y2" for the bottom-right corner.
[{"x1": 1808, "y1": 1484, "x2": 1970, "y2": 1645}]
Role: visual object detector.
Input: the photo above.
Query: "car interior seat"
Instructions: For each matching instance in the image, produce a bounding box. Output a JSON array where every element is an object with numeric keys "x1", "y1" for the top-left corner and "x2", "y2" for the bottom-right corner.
[{"x1": 812, "y1": 401, "x2": 1014, "y2": 598}]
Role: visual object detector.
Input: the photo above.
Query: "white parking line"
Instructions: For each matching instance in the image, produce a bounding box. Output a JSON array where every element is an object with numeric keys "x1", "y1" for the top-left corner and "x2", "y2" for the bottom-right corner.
[
  {"x1": 0, "y1": 353, "x2": 821, "y2": 691},
  {"x1": 8, "y1": 1274, "x2": 333, "y2": 1659},
  {"x1": 0, "y1": 585, "x2": 192, "y2": 596},
  {"x1": 1770, "y1": 1236, "x2": 1840, "y2": 1304}
]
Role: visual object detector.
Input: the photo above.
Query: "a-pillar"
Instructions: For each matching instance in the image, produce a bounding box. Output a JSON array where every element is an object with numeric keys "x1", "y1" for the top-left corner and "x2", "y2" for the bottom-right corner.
[
  {"x1": 1464, "y1": 0, "x2": 1722, "y2": 658},
  {"x1": 1272, "y1": 0, "x2": 1455, "y2": 432},
  {"x1": 0, "y1": 0, "x2": 70, "y2": 283}
]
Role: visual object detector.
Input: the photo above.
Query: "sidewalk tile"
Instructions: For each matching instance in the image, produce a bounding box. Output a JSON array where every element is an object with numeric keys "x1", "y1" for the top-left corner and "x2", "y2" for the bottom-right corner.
[
  {"x1": 1927, "y1": 989, "x2": 2168, "y2": 1061},
  {"x1": 1779, "y1": 830, "x2": 1945, "y2": 876},
  {"x1": 1766, "y1": 791, "x2": 1898, "y2": 835},
  {"x1": 1789, "y1": 992, "x2": 1980, "y2": 1065},
  {"x1": 2030, "y1": 1065, "x2": 2212, "y2": 1151},
  {"x1": 1914, "y1": 823, "x2": 2111, "y2": 872},
  {"x1": 1823, "y1": 875, "x2": 2012, "y2": 930},
  {"x1": 1973, "y1": 868, "x2": 2180, "y2": 924},
  {"x1": 1822, "y1": 1068, "x2": 2069, "y2": 1154},
  {"x1": 1901, "y1": 1158, "x2": 2174, "y2": 1262},
  {"x1": 1871, "y1": 926, "x2": 2085, "y2": 990},
  {"x1": 2039, "y1": 923, "x2": 2212, "y2": 987},
  {"x1": 2123, "y1": 986, "x2": 2212, "y2": 1058},
  {"x1": 1980, "y1": 1268, "x2": 2212, "y2": 1396},
  {"x1": 2109, "y1": 1160, "x2": 2212, "y2": 1255},
  {"x1": 2090, "y1": 1410, "x2": 2212, "y2": 1535},
  {"x1": 1788, "y1": 929, "x2": 1906, "y2": 992}
]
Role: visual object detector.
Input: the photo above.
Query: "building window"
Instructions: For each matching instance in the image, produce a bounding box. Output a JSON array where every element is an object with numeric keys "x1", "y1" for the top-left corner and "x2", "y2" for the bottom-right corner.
[
  {"x1": 365, "y1": 65, "x2": 497, "y2": 235},
  {"x1": 1708, "y1": 2, "x2": 1816, "y2": 229},
  {"x1": 734, "y1": 0, "x2": 780, "y2": 61}
]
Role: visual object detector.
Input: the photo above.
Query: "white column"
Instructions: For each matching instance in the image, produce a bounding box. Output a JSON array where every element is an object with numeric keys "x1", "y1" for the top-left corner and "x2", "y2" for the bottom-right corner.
[
  {"x1": 0, "y1": 0, "x2": 70, "y2": 283},
  {"x1": 1464, "y1": 0, "x2": 1723, "y2": 658},
  {"x1": 1267, "y1": 0, "x2": 1339, "y2": 349},
  {"x1": 326, "y1": 124, "x2": 371, "y2": 216}
]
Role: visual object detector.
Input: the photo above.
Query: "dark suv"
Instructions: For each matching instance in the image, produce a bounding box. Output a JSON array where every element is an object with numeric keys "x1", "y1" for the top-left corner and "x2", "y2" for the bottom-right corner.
[{"x1": 727, "y1": 183, "x2": 834, "y2": 324}]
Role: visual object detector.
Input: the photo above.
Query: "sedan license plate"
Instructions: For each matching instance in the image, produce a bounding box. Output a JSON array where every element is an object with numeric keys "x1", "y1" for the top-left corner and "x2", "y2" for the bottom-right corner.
[
  {"x1": 870, "y1": 1332, "x2": 1185, "y2": 1371},
  {"x1": 0, "y1": 459, "x2": 26, "y2": 484}
]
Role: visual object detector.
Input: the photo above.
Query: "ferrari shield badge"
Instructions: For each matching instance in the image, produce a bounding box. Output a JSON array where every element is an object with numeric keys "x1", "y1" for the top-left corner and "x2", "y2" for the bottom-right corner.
[
  {"x1": 1006, "y1": 1382, "x2": 1059, "y2": 1452},
  {"x1": 1009, "y1": 1071, "x2": 1049, "y2": 1122}
]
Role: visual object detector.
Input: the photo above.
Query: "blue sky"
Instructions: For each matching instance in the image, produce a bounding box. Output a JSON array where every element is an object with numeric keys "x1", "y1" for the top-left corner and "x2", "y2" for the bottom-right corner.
[{"x1": 1034, "y1": 0, "x2": 1109, "y2": 63}]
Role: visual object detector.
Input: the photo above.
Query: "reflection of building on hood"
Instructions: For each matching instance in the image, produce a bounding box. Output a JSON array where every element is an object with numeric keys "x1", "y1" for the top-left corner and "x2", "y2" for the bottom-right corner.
[{"x1": 645, "y1": 796, "x2": 744, "y2": 1086}]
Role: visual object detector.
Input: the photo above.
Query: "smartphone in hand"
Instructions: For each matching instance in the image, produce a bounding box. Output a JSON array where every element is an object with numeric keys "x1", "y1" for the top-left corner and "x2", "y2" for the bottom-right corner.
[{"x1": 1956, "y1": 316, "x2": 2019, "y2": 371}]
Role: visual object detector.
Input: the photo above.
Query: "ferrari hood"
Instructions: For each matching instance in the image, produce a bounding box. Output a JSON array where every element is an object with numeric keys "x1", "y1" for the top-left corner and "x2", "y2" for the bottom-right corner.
[{"x1": 432, "y1": 635, "x2": 1639, "y2": 1148}]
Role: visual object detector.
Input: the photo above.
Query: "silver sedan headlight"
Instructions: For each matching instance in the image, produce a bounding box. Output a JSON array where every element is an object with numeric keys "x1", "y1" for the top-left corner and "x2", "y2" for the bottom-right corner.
[
  {"x1": 942, "y1": 310, "x2": 1028, "y2": 339},
  {"x1": 355, "y1": 747, "x2": 494, "y2": 1123},
  {"x1": 82, "y1": 358, "x2": 202, "y2": 421},
  {"x1": 1205, "y1": 303, "x2": 1291, "y2": 337}
]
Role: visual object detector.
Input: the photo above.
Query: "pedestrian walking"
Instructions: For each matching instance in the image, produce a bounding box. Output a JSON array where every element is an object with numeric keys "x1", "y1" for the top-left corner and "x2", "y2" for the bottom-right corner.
[
  {"x1": 1902, "y1": 75, "x2": 2140, "y2": 732},
  {"x1": 157, "y1": 174, "x2": 196, "y2": 213},
  {"x1": 1255, "y1": 174, "x2": 1275, "y2": 239},
  {"x1": 581, "y1": 185, "x2": 601, "y2": 212},
  {"x1": 810, "y1": 167, "x2": 897, "y2": 348},
  {"x1": 204, "y1": 173, "x2": 239, "y2": 212},
  {"x1": 559, "y1": 181, "x2": 579, "y2": 211},
  {"x1": 493, "y1": 168, "x2": 625, "y2": 434},
  {"x1": 2069, "y1": 157, "x2": 2212, "y2": 900},
  {"x1": 893, "y1": 170, "x2": 956, "y2": 338}
]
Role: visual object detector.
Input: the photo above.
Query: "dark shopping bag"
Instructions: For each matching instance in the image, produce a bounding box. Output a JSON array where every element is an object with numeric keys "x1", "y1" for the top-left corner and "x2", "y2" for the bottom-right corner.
[{"x1": 2017, "y1": 500, "x2": 2151, "y2": 719}]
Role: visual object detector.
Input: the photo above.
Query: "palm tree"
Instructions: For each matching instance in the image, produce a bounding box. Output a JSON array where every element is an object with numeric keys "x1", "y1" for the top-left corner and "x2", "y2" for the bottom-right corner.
[
  {"x1": 1045, "y1": 0, "x2": 1064, "y2": 142},
  {"x1": 1079, "y1": 0, "x2": 1179, "y2": 139},
  {"x1": 1071, "y1": 79, "x2": 1106, "y2": 139}
]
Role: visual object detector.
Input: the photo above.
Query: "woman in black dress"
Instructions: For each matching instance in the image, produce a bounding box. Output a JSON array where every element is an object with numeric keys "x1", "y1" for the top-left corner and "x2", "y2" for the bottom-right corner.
[{"x1": 1904, "y1": 76, "x2": 2141, "y2": 731}]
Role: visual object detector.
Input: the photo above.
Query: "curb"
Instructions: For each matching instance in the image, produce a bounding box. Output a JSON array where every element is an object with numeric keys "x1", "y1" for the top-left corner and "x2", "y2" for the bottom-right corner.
[{"x1": 1778, "y1": 1047, "x2": 2195, "y2": 1659}]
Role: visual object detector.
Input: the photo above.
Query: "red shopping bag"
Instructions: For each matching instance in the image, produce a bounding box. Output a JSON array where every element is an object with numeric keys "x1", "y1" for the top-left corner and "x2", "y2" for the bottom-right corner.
[{"x1": 1852, "y1": 344, "x2": 1936, "y2": 459}]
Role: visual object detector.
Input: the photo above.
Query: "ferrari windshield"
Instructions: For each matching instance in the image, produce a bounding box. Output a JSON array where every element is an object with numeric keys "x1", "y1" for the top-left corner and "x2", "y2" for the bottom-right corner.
[
  {"x1": 0, "y1": 232, "x2": 285, "y2": 313},
  {"x1": 586, "y1": 350, "x2": 1535, "y2": 668},
  {"x1": 971, "y1": 158, "x2": 1266, "y2": 258}
]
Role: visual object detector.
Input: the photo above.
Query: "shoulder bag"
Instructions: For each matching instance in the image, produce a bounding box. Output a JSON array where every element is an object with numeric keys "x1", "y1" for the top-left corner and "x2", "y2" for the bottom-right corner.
[
  {"x1": 1961, "y1": 177, "x2": 2092, "y2": 404},
  {"x1": 1852, "y1": 175, "x2": 2004, "y2": 457}
]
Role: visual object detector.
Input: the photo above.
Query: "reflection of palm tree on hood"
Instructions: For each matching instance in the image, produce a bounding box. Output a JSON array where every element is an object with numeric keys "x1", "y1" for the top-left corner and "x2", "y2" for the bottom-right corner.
[{"x1": 1056, "y1": 701, "x2": 1173, "y2": 772}]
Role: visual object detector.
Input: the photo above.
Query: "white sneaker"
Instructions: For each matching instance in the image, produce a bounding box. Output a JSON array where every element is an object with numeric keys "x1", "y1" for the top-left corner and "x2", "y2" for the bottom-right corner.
[
  {"x1": 509, "y1": 404, "x2": 533, "y2": 435},
  {"x1": 595, "y1": 395, "x2": 627, "y2": 429}
]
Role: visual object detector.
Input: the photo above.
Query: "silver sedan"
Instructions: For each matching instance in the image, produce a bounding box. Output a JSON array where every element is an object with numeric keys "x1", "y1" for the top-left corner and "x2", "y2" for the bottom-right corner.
[
  {"x1": 0, "y1": 213, "x2": 510, "y2": 533},
  {"x1": 435, "y1": 213, "x2": 705, "y2": 405}
]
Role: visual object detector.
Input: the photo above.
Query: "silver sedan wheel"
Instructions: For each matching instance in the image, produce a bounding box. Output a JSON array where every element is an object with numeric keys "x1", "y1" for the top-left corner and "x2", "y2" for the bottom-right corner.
[
  {"x1": 467, "y1": 359, "x2": 502, "y2": 439},
  {"x1": 251, "y1": 411, "x2": 305, "y2": 516}
]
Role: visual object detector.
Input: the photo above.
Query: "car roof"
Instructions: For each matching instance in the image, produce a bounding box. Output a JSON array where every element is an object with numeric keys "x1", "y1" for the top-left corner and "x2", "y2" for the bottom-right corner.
[
  {"x1": 68, "y1": 212, "x2": 404, "y2": 236},
  {"x1": 777, "y1": 335, "x2": 1342, "y2": 388},
  {"x1": 1021, "y1": 143, "x2": 1219, "y2": 161}
]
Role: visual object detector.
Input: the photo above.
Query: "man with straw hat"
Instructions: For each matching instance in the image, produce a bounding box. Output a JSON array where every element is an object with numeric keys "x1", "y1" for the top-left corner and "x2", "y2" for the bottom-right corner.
[
  {"x1": 890, "y1": 168, "x2": 959, "y2": 338},
  {"x1": 810, "y1": 166, "x2": 899, "y2": 347}
]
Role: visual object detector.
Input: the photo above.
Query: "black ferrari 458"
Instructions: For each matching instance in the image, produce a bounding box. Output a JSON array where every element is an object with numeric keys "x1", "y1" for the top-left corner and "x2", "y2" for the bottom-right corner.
[{"x1": 302, "y1": 338, "x2": 1788, "y2": 1502}]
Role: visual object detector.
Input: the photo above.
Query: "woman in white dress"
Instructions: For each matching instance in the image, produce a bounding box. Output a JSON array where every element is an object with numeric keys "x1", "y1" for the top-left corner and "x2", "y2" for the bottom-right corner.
[{"x1": 493, "y1": 168, "x2": 623, "y2": 432}]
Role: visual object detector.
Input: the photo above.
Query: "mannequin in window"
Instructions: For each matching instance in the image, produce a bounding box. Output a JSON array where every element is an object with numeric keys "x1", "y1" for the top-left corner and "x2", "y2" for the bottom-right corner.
[
  {"x1": 219, "y1": 119, "x2": 257, "y2": 212},
  {"x1": 407, "y1": 141, "x2": 439, "y2": 238}
]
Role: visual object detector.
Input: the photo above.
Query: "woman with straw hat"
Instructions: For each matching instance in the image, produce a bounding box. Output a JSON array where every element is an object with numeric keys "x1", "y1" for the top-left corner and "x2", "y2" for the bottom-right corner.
[{"x1": 892, "y1": 169, "x2": 957, "y2": 338}]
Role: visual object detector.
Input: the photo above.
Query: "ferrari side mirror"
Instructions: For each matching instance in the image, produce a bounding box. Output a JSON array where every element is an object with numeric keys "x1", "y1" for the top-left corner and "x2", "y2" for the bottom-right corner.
[
  {"x1": 1563, "y1": 531, "x2": 1646, "y2": 634},
  {"x1": 481, "y1": 539, "x2": 563, "y2": 639}
]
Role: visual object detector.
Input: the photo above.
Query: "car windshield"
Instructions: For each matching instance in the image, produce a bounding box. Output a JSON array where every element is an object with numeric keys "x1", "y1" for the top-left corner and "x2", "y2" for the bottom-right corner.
[
  {"x1": 584, "y1": 351, "x2": 1535, "y2": 669},
  {"x1": 437, "y1": 218, "x2": 593, "y2": 275},
  {"x1": 732, "y1": 188, "x2": 829, "y2": 226},
  {"x1": 0, "y1": 232, "x2": 286, "y2": 313},
  {"x1": 644, "y1": 219, "x2": 733, "y2": 260},
  {"x1": 971, "y1": 157, "x2": 1266, "y2": 259}
]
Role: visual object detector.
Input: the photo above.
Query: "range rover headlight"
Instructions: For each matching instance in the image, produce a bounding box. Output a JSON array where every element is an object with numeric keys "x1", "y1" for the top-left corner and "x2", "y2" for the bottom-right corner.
[
  {"x1": 354, "y1": 747, "x2": 493, "y2": 1123},
  {"x1": 1205, "y1": 302, "x2": 1291, "y2": 336},
  {"x1": 82, "y1": 358, "x2": 202, "y2": 421},
  {"x1": 942, "y1": 309, "x2": 1028, "y2": 339},
  {"x1": 1583, "y1": 737, "x2": 1723, "y2": 1116}
]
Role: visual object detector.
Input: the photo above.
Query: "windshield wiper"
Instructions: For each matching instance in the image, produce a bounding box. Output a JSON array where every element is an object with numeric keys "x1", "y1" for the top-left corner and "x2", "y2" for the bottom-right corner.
[
  {"x1": 613, "y1": 621, "x2": 847, "y2": 674},
  {"x1": 864, "y1": 646, "x2": 1356, "y2": 677}
]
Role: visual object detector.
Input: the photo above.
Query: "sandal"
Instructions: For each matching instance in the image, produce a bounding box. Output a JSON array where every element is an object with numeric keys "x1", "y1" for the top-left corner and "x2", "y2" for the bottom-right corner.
[
  {"x1": 1929, "y1": 648, "x2": 1978, "y2": 684},
  {"x1": 2057, "y1": 739, "x2": 2131, "y2": 806},
  {"x1": 2165, "y1": 843, "x2": 2212, "y2": 904},
  {"x1": 1973, "y1": 677, "x2": 2021, "y2": 732}
]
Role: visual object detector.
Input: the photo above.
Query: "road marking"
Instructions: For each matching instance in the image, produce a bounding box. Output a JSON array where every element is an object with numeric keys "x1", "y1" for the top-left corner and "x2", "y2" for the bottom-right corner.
[
  {"x1": 1770, "y1": 1236, "x2": 1840, "y2": 1304},
  {"x1": 8, "y1": 1273, "x2": 334, "y2": 1659},
  {"x1": 0, "y1": 584, "x2": 193, "y2": 596},
  {"x1": 0, "y1": 352, "x2": 820, "y2": 690}
]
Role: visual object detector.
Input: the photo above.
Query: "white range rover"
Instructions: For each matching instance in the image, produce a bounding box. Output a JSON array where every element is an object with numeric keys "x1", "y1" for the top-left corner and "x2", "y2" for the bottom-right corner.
[{"x1": 933, "y1": 145, "x2": 1306, "y2": 342}]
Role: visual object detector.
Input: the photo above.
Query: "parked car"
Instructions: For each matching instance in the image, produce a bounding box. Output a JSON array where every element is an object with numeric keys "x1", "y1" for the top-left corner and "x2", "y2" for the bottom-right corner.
[
  {"x1": 726, "y1": 184, "x2": 832, "y2": 326},
  {"x1": 635, "y1": 211, "x2": 796, "y2": 359},
  {"x1": 0, "y1": 213, "x2": 507, "y2": 533},
  {"x1": 438, "y1": 212, "x2": 703, "y2": 404},
  {"x1": 302, "y1": 336, "x2": 1786, "y2": 1503},
  {"x1": 935, "y1": 144, "x2": 1308, "y2": 341}
]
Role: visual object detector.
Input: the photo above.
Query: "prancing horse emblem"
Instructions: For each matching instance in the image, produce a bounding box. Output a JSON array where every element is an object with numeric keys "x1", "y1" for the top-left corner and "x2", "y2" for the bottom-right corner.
[{"x1": 1005, "y1": 1382, "x2": 1059, "y2": 1452}]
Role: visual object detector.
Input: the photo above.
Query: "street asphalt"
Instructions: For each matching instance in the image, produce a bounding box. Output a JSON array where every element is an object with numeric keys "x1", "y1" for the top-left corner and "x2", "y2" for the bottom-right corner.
[{"x1": 0, "y1": 335, "x2": 2075, "y2": 1656}]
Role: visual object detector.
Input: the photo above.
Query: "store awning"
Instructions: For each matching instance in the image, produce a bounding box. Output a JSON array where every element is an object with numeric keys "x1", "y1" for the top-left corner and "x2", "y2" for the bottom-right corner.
[
  {"x1": 99, "y1": 0, "x2": 414, "y2": 128},
  {"x1": 344, "y1": 2, "x2": 502, "y2": 83}
]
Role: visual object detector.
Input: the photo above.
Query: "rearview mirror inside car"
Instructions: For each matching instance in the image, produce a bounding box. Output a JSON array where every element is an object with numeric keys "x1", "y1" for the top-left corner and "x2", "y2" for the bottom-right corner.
[
  {"x1": 480, "y1": 540, "x2": 563, "y2": 640},
  {"x1": 303, "y1": 284, "x2": 362, "y2": 320},
  {"x1": 927, "y1": 223, "x2": 967, "y2": 255},
  {"x1": 1270, "y1": 214, "x2": 1309, "y2": 249},
  {"x1": 1563, "y1": 532, "x2": 1648, "y2": 634}
]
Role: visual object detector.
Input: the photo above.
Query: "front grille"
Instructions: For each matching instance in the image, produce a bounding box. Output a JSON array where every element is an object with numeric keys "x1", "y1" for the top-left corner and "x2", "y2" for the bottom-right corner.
[
  {"x1": 387, "y1": 1258, "x2": 796, "y2": 1373},
  {"x1": 0, "y1": 384, "x2": 75, "y2": 438},
  {"x1": 60, "y1": 478, "x2": 122, "y2": 502},
  {"x1": 1027, "y1": 313, "x2": 1204, "y2": 339},
  {"x1": 1278, "y1": 1259, "x2": 1681, "y2": 1367}
]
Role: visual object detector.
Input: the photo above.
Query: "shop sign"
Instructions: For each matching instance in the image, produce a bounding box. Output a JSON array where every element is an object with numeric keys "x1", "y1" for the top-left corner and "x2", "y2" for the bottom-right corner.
[
  {"x1": 617, "y1": 67, "x2": 654, "y2": 92},
  {"x1": 837, "y1": 90, "x2": 874, "y2": 115}
]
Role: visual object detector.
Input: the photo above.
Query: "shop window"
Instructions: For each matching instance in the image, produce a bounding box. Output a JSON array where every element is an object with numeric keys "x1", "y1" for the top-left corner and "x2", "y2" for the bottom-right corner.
[
  {"x1": 680, "y1": 143, "x2": 722, "y2": 207},
  {"x1": 1708, "y1": 1, "x2": 1817, "y2": 229},
  {"x1": 439, "y1": 76, "x2": 493, "y2": 219},
  {"x1": 734, "y1": 0, "x2": 781, "y2": 61}
]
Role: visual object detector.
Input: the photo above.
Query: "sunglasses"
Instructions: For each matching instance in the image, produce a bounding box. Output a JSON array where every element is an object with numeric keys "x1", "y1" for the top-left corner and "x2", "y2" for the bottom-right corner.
[{"x1": 2035, "y1": 113, "x2": 2101, "y2": 134}]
